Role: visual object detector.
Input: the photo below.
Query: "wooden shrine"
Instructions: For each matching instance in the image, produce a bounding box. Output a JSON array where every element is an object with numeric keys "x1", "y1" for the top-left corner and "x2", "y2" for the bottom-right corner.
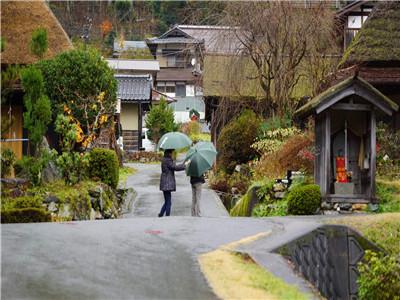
[{"x1": 295, "y1": 75, "x2": 399, "y2": 203}]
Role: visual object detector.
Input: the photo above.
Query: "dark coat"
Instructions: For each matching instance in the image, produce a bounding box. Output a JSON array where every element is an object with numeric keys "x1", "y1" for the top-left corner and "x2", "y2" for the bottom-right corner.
[
  {"x1": 190, "y1": 175, "x2": 205, "y2": 185},
  {"x1": 159, "y1": 152, "x2": 186, "y2": 191}
]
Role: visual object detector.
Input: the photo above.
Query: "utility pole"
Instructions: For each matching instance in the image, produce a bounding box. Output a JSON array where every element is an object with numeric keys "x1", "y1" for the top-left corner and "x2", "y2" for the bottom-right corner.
[{"x1": 81, "y1": 16, "x2": 93, "y2": 51}]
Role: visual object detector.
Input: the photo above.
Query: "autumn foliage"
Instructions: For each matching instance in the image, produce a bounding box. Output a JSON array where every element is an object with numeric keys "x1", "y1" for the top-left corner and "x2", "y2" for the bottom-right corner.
[{"x1": 100, "y1": 20, "x2": 113, "y2": 40}]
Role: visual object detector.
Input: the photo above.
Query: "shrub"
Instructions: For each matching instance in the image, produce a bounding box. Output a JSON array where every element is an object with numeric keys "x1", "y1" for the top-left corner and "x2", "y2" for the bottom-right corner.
[
  {"x1": 189, "y1": 134, "x2": 211, "y2": 144},
  {"x1": 252, "y1": 130, "x2": 314, "y2": 181},
  {"x1": 208, "y1": 166, "x2": 230, "y2": 193},
  {"x1": 13, "y1": 155, "x2": 33, "y2": 178},
  {"x1": 218, "y1": 110, "x2": 262, "y2": 172},
  {"x1": 1, "y1": 195, "x2": 42, "y2": 210},
  {"x1": 287, "y1": 184, "x2": 321, "y2": 215},
  {"x1": 40, "y1": 49, "x2": 117, "y2": 147},
  {"x1": 252, "y1": 127, "x2": 300, "y2": 156},
  {"x1": 1, "y1": 147, "x2": 16, "y2": 177},
  {"x1": 252, "y1": 199, "x2": 288, "y2": 217},
  {"x1": 87, "y1": 148, "x2": 119, "y2": 189},
  {"x1": 181, "y1": 121, "x2": 202, "y2": 136},
  {"x1": 1, "y1": 208, "x2": 51, "y2": 223},
  {"x1": 357, "y1": 250, "x2": 400, "y2": 300},
  {"x1": 376, "y1": 122, "x2": 400, "y2": 180}
]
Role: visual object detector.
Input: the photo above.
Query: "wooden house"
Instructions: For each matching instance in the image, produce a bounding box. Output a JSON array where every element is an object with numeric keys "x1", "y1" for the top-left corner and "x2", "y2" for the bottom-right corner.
[
  {"x1": 114, "y1": 75, "x2": 152, "y2": 151},
  {"x1": 1, "y1": 1, "x2": 74, "y2": 159},
  {"x1": 146, "y1": 27, "x2": 205, "y2": 123},
  {"x1": 295, "y1": 75, "x2": 398, "y2": 203},
  {"x1": 336, "y1": 0, "x2": 376, "y2": 51}
]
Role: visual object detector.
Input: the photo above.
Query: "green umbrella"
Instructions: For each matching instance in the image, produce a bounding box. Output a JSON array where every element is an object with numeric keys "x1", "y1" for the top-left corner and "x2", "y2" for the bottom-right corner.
[
  {"x1": 158, "y1": 132, "x2": 192, "y2": 150},
  {"x1": 184, "y1": 141, "x2": 217, "y2": 177}
]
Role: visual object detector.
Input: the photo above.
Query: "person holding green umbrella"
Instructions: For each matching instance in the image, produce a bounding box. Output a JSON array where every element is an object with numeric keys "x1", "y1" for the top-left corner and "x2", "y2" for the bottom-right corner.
[
  {"x1": 157, "y1": 132, "x2": 192, "y2": 217},
  {"x1": 185, "y1": 142, "x2": 217, "y2": 217},
  {"x1": 158, "y1": 149, "x2": 190, "y2": 217}
]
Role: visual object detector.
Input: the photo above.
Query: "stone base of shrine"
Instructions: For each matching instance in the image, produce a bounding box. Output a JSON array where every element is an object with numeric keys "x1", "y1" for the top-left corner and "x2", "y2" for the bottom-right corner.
[
  {"x1": 323, "y1": 194, "x2": 380, "y2": 204},
  {"x1": 334, "y1": 182, "x2": 354, "y2": 195}
]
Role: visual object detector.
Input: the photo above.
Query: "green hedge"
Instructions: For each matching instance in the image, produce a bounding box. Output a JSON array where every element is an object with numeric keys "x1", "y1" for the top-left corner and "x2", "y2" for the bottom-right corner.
[
  {"x1": 287, "y1": 184, "x2": 321, "y2": 215},
  {"x1": 87, "y1": 148, "x2": 119, "y2": 189},
  {"x1": 1, "y1": 208, "x2": 51, "y2": 223}
]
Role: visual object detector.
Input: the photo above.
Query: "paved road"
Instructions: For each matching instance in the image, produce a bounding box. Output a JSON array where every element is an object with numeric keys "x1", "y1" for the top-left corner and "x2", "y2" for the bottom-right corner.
[
  {"x1": 122, "y1": 154, "x2": 228, "y2": 218},
  {"x1": 2, "y1": 158, "x2": 343, "y2": 299}
]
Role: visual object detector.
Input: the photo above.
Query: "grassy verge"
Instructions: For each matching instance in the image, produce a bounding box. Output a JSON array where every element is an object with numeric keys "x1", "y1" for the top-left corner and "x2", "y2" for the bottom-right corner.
[
  {"x1": 375, "y1": 178, "x2": 400, "y2": 213},
  {"x1": 119, "y1": 166, "x2": 138, "y2": 184},
  {"x1": 199, "y1": 232, "x2": 314, "y2": 299},
  {"x1": 326, "y1": 213, "x2": 400, "y2": 257}
]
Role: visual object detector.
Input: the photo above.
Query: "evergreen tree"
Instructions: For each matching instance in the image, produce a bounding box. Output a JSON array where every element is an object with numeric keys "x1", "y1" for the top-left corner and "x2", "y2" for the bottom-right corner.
[{"x1": 145, "y1": 97, "x2": 176, "y2": 145}]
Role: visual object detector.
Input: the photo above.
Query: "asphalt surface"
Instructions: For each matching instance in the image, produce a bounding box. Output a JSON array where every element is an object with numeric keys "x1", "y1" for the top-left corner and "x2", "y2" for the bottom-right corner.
[{"x1": 2, "y1": 157, "x2": 344, "y2": 299}]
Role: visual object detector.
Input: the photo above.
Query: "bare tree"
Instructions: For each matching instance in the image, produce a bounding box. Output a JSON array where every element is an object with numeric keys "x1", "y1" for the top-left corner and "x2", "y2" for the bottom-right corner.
[{"x1": 210, "y1": 1, "x2": 340, "y2": 118}]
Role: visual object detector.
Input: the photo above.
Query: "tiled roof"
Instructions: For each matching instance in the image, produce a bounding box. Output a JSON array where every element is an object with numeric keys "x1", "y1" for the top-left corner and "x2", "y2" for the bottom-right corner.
[
  {"x1": 146, "y1": 26, "x2": 204, "y2": 45},
  {"x1": 178, "y1": 25, "x2": 244, "y2": 55},
  {"x1": 115, "y1": 75, "x2": 152, "y2": 103},
  {"x1": 146, "y1": 37, "x2": 203, "y2": 44}
]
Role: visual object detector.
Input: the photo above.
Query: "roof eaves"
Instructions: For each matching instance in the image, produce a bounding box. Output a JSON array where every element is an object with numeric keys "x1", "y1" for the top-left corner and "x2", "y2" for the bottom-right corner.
[
  {"x1": 295, "y1": 76, "x2": 399, "y2": 119},
  {"x1": 336, "y1": 0, "x2": 369, "y2": 17}
]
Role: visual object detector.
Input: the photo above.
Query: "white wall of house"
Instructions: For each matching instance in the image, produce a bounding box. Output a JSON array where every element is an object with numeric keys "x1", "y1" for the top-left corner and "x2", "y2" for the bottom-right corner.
[{"x1": 120, "y1": 103, "x2": 139, "y2": 130}]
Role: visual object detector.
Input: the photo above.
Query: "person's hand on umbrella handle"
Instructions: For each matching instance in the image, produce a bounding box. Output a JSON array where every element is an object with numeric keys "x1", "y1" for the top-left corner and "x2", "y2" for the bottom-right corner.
[{"x1": 185, "y1": 159, "x2": 190, "y2": 166}]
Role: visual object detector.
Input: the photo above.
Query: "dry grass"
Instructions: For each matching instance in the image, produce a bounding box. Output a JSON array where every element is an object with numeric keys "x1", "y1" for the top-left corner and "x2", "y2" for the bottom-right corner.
[
  {"x1": 1, "y1": 1, "x2": 74, "y2": 65},
  {"x1": 199, "y1": 232, "x2": 312, "y2": 299},
  {"x1": 327, "y1": 213, "x2": 400, "y2": 256}
]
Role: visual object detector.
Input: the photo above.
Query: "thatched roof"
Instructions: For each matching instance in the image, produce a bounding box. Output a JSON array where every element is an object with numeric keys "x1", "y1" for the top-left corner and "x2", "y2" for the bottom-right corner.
[
  {"x1": 340, "y1": 1, "x2": 400, "y2": 67},
  {"x1": 1, "y1": 1, "x2": 74, "y2": 65}
]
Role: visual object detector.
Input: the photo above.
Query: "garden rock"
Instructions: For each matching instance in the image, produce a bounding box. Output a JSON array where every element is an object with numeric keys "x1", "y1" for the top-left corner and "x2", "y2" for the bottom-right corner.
[
  {"x1": 43, "y1": 195, "x2": 60, "y2": 204},
  {"x1": 235, "y1": 165, "x2": 241, "y2": 172},
  {"x1": 90, "y1": 208, "x2": 96, "y2": 220},
  {"x1": 1, "y1": 178, "x2": 30, "y2": 189},
  {"x1": 47, "y1": 202, "x2": 58, "y2": 213},
  {"x1": 41, "y1": 138, "x2": 61, "y2": 182},
  {"x1": 273, "y1": 183, "x2": 285, "y2": 192},
  {"x1": 58, "y1": 204, "x2": 71, "y2": 220},
  {"x1": 321, "y1": 201, "x2": 333, "y2": 210},
  {"x1": 339, "y1": 203, "x2": 352, "y2": 211},
  {"x1": 89, "y1": 189, "x2": 100, "y2": 198},
  {"x1": 369, "y1": 204, "x2": 379, "y2": 212},
  {"x1": 95, "y1": 211, "x2": 103, "y2": 220},
  {"x1": 352, "y1": 204, "x2": 367, "y2": 211},
  {"x1": 323, "y1": 210, "x2": 339, "y2": 215}
]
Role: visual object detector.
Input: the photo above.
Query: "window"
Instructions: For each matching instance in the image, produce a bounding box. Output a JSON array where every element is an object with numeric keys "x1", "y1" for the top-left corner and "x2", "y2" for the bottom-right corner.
[
  {"x1": 166, "y1": 86, "x2": 175, "y2": 93},
  {"x1": 157, "y1": 82, "x2": 186, "y2": 96},
  {"x1": 176, "y1": 83, "x2": 185, "y2": 97},
  {"x1": 156, "y1": 82, "x2": 165, "y2": 93},
  {"x1": 167, "y1": 55, "x2": 185, "y2": 68}
]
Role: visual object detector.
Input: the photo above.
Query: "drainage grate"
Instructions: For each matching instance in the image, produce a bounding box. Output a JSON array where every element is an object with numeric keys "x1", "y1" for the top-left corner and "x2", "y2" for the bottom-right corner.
[{"x1": 273, "y1": 225, "x2": 381, "y2": 299}]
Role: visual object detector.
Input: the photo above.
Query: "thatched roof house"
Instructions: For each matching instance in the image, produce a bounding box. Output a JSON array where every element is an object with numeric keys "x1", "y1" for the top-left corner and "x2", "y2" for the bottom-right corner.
[
  {"x1": 333, "y1": 1, "x2": 400, "y2": 129},
  {"x1": 340, "y1": 1, "x2": 400, "y2": 68},
  {"x1": 1, "y1": 1, "x2": 74, "y2": 65}
]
